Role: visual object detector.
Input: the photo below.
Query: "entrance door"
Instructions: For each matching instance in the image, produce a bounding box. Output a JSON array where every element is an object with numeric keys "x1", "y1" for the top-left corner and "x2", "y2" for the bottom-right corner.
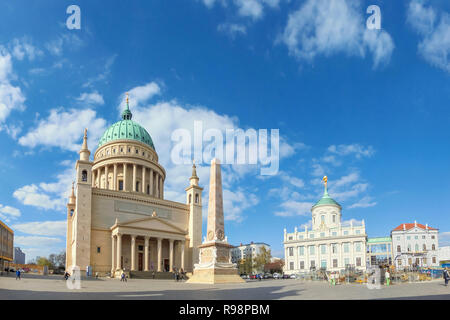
[
  {"x1": 138, "y1": 253, "x2": 143, "y2": 271},
  {"x1": 163, "y1": 259, "x2": 169, "y2": 272}
]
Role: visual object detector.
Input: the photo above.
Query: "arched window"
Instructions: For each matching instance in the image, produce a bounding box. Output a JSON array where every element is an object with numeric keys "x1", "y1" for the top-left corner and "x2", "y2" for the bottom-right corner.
[
  {"x1": 332, "y1": 215, "x2": 336, "y2": 223},
  {"x1": 432, "y1": 244, "x2": 436, "y2": 251},
  {"x1": 118, "y1": 180, "x2": 124, "y2": 191},
  {"x1": 189, "y1": 194, "x2": 192, "y2": 204},
  {"x1": 81, "y1": 170, "x2": 88, "y2": 182},
  {"x1": 70, "y1": 209, "x2": 74, "y2": 217},
  {"x1": 321, "y1": 215, "x2": 325, "y2": 223},
  {"x1": 195, "y1": 194, "x2": 199, "y2": 204}
]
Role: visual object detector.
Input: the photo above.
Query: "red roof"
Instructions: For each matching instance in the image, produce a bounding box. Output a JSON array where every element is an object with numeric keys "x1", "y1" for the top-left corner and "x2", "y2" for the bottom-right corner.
[{"x1": 392, "y1": 223, "x2": 437, "y2": 231}]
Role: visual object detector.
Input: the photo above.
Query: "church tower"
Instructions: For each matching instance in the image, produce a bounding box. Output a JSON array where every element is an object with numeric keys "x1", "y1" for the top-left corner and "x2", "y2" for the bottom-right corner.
[
  {"x1": 71, "y1": 128, "x2": 93, "y2": 273},
  {"x1": 185, "y1": 161, "x2": 203, "y2": 267}
]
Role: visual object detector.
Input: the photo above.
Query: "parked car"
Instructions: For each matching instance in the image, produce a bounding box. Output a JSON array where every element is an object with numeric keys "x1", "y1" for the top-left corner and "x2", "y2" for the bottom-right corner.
[
  {"x1": 264, "y1": 273, "x2": 273, "y2": 279},
  {"x1": 282, "y1": 274, "x2": 290, "y2": 279},
  {"x1": 290, "y1": 274, "x2": 297, "y2": 279},
  {"x1": 273, "y1": 273, "x2": 281, "y2": 279}
]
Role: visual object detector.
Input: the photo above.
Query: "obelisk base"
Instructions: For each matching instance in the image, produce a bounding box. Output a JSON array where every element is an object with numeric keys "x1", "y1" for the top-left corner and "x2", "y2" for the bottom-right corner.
[{"x1": 187, "y1": 241, "x2": 245, "y2": 284}]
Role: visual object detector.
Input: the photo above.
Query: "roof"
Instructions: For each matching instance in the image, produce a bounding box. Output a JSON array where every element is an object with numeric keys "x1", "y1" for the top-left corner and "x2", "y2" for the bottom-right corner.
[
  {"x1": 0, "y1": 219, "x2": 13, "y2": 234},
  {"x1": 312, "y1": 187, "x2": 341, "y2": 209},
  {"x1": 392, "y1": 223, "x2": 438, "y2": 232},
  {"x1": 97, "y1": 103, "x2": 155, "y2": 150}
]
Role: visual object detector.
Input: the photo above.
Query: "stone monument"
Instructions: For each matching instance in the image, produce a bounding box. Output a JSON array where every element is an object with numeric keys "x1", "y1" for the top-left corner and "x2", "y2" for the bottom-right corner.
[{"x1": 186, "y1": 158, "x2": 244, "y2": 284}]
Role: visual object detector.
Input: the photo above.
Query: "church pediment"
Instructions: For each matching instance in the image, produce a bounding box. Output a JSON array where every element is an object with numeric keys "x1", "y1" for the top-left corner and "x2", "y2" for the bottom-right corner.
[{"x1": 113, "y1": 216, "x2": 187, "y2": 235}]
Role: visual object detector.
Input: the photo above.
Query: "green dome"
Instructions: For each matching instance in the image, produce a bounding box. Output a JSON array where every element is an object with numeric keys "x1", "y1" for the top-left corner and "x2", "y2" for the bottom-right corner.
[
  {"x1": 312, "y1": 188, "x2": 341, "y2": 209},
  {"x1": 97, "y1": 102, "x2": 155, "y2": 150}
]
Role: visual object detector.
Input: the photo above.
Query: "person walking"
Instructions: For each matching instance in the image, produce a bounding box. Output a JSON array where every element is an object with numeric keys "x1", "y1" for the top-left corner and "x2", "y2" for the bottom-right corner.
[
  {"x1": 120, "y1": 270, "x2": 127, "y2": 282},
  {"x1": 385, "y1": 269, "x2": 390, "y2": 286},
  {"x1": 15, "y1": 269, "x2": 21, "y2": 280},
  {"x1": 444, "y1": 268, "x2": 449, "y2": 287}
]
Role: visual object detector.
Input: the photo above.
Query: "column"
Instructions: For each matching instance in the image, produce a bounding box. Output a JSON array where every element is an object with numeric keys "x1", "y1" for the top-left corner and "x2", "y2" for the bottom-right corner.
[
  {"x1": 351, "y1": 241, "x2": 355, "y2": 266},
  {"x1": 116, "y1": 233, "x2": 122, "y2": 270},
  {"x1": 105, "y1": 165, "x2": 109, "y2": 189},
  {"x1": 111, "y1": 235, "x2": 116, "y2": 274},
  {"x1": 155, "y1": 173, "x2": 159, "y2": 197},
  {"x1": 329, "y1": 243, "x2": 332, "y2": 269},
  {"x1": 157, "y1": 238, "x2": 162, "y2": 272},
  {"x1": 169, "y1": 239, "x2": 174, "y2": 272},
  {"x1": 123, "y1": 164, "x2": 127, "y2": 191},
  {"x1": 149, "y1": 169, "x2": 154, "y2": 196},
  {"x1": 92, "y1": 170, "x2": 96, "y2": 187},
  {"x1": 340, "y1": 243, "x2": 344, "y2": 268},
  {"x1": 305, "y1": 244, "x2": 309, "y2": 270},
  {"x1": 113, "y1": 164, "x2": 117, "y2": 191},
  {"x1": 180, "y1": 241, "x2": 185, "y2": 271},
  {"x1": 96, "y1": 168, "x2": 100, "y2": 188},
  {"x1": 144, "y1": 236, "x2": 149, "y2": 271},
  {"x1": 160, "y1": 176, "x2": 163, "y2": 199},
  {"x1": 142, "y1": 166, "x2": 146, "y2": 193},
  {"x1": 133, "y1": 164, "x2": 137, "y2": 192},
  {"x1": 294, "y1": 245, "x2": 298, "y2": 271},
  {"x1": 131, "y1": 235, "x2": 136, "y2": 271}
]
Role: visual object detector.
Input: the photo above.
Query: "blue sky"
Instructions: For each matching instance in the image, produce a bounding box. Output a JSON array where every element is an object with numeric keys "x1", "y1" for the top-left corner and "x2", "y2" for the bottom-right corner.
[{"x1": 0, "y1": 0, "x2": 449, "y2": 261}]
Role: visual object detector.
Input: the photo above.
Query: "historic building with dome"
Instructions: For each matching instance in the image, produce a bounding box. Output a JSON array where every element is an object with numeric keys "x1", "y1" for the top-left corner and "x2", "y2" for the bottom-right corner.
[
  {"x1": 66, "y1": 95, "x2": 203, "y2": 277},
  {"x1": 283, "y1": 177, "x2": 367, "y2": 274}
]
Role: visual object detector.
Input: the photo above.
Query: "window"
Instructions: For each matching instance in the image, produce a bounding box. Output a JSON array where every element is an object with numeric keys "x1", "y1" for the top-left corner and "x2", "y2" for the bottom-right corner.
[
  {"x1": 195, "y1": 194, "x2": 199, "y2": 204},
  {"x1": 431, "y1": 235, "x2": 435, "y2": 239},
  {"x1": 332, "y1": 232, "x2": 337, "y2": 236},
  {"x1": 147, "y1": 185, "x2": 150, "y2": 194},
  {"x1": 70, "y1": 209, "x2": 74, "y2": 217},
  {"x1": 332, "y1": 215, "x2": 336, "y2": 223},
  {"x1": 288, "y1": 247, "x2": 294, "y2": 256},
  {"x1": 344, "y1": 258, "x2": 350, "y2": 266},
  {"x1": 344, "y1": 243, "x2": 349, "y2": 253},
  {"x1": 189, "y1": 194, "x2": 192, "y2": 204},
  {"x1": 356, "y1": 257, "x2": 361, "y2": 267},
  {"x1": 343, "y1": 231, "x2": 348, "y2": 235},
  {"x1": 299, "y1": 246, "x2": 304, "y2": 256},
  {"x1": 321, "y1": 215, "x2": 325, "y2": 223},
  {"x1": 321, "y1": 245, "x2": 326, "y2": 254},
  {"x1": 355, "y1": 242, "x2": 361, "y2": 252},
  {"x1": 309, "y1": 233, "x2": 315, "y2": 239},
  {"x1": 332, "y1": 244, "x2": 338, "y2": 254},
  {"x1": 407, "y1": 236, "x2": 411, "y2": 240},
  {"x1": 415, "y1": 244, "x2": 419, "y2": 252},
  {"x1": 288, "y1": 236, "x2": 293, "y2": 240},
  {"x1": 97, "y1": 247, "x2": 101, "y2": 253},
  {"x1": 423, "y1": 244, "x2": 427, "y2": 251},
  {"x1": 333, "y1": 259, "x2": 338, "y2": 268},
  {"x1": 298, "y1": 235, "x2": 304, "y2": 240},
  {"x1": 397, "y1": 236, "x2": 400, "y2": 240},
  {"x1": 309, "y1": 246, "x2": 315, "y2": 255},
  {"x1": 136, "y1": 181, "x2": 140, "y2": 191},
  {"x1": 422, "y1": 235, "x2": 425, "y2": 239},
  {"x1": 356, "y1": 230, "x2": 361, "y2": 234},
  {"x1": 321, "y1": 260, "x2": 327, "y2": 269},
  {"x1": 415, "y1": 236, "x2": 418, "y2": 240},
  {"x1": 289, "y1": 262, "x2": 294, "y2": 270},
  {"x1": 320, "y1": 232, "x2": 325, "y2": 238},
  {"x1": 81, "y1": 170, "x2": 88, "y2": 182},
  {"x1": 397, "y1": 259, "x2": 402, "y2": 266},
  {"x1": 136, "y1": 149, "x2": 139, "y2": 154},
  {"x1": 138, "y1": 245, "x2": 144, "y2": 251},
  {"x1": 310, "y1": 260, "x2": 315, "y2": 268},
  {"x1": 397, "y1": 245, "x2": 401, "y2": 253},
  {"x1": 300, "y1": 261, "x2": 305, "y2": 270},
  {"x1": 407, "y1": 244, "x2": 411, "y2": 252},
  {"x1": 118, "y1": 180, "x2": 123, "y2": 191},
  {"x1": 432, "y1": 257, "x2": 436, "y2": 264},
  {"x1": 432, "y1": 244, "x2": 436, "y2": 251}
]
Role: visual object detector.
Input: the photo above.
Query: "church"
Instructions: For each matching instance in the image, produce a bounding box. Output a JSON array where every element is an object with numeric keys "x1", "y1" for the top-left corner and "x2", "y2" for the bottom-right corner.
[
  {"x1": 283, "y1": 177, "x2": 367, "y2": 274},
  {"x1": 66, "y1": 95, "x2": 203, "y2": 277}
]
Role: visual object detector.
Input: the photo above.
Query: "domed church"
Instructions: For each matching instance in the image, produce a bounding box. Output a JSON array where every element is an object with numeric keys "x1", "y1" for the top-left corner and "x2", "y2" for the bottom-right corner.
[{"x1": 66, "y1": 95, "x2": 203, "y2": 277}]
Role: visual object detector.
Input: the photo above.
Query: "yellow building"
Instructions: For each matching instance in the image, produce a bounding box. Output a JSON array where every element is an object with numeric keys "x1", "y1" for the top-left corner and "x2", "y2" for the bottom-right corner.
[
  {"x1": 0, "y1": 220, "x2": 14, "y2": 272},
  {"x1": 66, "y1": 97, "x2": 203, "y2": 277}
]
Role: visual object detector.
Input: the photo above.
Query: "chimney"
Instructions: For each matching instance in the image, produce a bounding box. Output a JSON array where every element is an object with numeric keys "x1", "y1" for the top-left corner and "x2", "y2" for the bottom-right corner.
[
  {"x1": 426, "y1": 224, "x2": 428, "y2": 230},
  {"x1": 414, "y1": 220, "x2": 417, "y2": 228},
  {"x1": 403, "y1": 224, "x2": 406, "y2": 231}
]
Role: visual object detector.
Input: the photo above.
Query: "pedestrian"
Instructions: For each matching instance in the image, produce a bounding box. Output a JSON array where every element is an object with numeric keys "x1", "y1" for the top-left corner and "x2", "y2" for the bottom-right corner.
[
  {"x1": 120, "y1": 270, "x2": 127, "y2": 282},
  {"x1": 444, "y1": 268, "x2": 449, "y2": 287},
  {"x1": 152, "y1": 270, "x2": 155, "y2": 279},
  {"x1": 180, "y1": 268, "x2": 185, "y2": 281},
  {"x1": 15, "y1": 269, "x2": 21, "y2": 280},
  {"x1": 385, "y1": 269, "x2": 390, "y2": 286}
]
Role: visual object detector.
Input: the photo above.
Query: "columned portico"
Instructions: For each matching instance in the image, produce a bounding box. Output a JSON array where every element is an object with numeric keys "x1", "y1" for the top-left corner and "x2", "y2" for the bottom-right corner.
[{"x1": 157, "y1": 237, "x2": 162, "y2": 272}]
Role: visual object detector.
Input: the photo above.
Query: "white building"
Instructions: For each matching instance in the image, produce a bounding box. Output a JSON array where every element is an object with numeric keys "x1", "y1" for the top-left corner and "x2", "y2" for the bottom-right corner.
[
  {"x1": 438, "y1": 246, "x2": 450, "y2": 265},
  {"x1": 391, "y1": 222, "x2": 439, "y2": 270},
  {"x1": 283, "y1": 177, "x2": 367, "y2": 274},
  {"x1": 231, "y1": 242, "x2": 271, "y2": 265}
]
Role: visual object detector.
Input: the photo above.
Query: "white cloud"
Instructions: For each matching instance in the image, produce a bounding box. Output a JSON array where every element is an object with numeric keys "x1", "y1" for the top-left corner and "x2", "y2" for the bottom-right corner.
[
  {"x1": 328, "y1": 144, "x2": 375, "y2": 159},
  {"x1": 18, "y1": 108, "x2": 107, "y2": 152},
  {"x1": 12, "y1": 221, "x2": 67, "y2": 237},
  {"x1": 217, "y1": 23, "x2": 247, "y2": 39},
  {"x1": 348, "y1": 196, "x2": 377, "y2": 209},
  {"x1": 0, "y1": 204, "x2": 21, "y2": 223},
  {"x1": 200, "y1": 0, "x2": 280, "y2": 20},
  {"x1": 76, "y1": 91, "x2": 105, "y2": 106},
  {"x1": 278, "y1": 0, "x2": 394, "y2": 68},
  {"x1": 45, "y1": 34, "x2": 84, "y2": 56},
  {"x1": 9, "y1": 37, "x2": 43, "y2": 61},
  {"x1": 274, "y1": 200, "x2": 314, "y2": 217},
  {"x1": 407, "y1": 0, "x2": 450, "y2": 73},
  {"x1": 126, "y1": 82, "x2": 161, "y2": 106},
  {"x1": 13, "y1": 163, "x2": 75, "y2": 211},
  {"x1": 0, "y1": 49, "x2": 26, "y2": 126}
]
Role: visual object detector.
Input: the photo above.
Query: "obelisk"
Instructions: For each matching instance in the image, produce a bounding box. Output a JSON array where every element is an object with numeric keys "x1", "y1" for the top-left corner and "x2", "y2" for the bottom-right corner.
[{"x1": 187, "y1": 158, "x2": 244, "y2": 283}]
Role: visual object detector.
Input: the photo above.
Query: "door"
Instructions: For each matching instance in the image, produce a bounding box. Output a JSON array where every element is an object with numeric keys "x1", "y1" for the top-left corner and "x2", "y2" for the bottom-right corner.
[
  {"x1": 138, "y1": 253, "x2": 143, "y2": 271},
  {"x1": 164, "y1": 259, "x2": 169, "y2": 272}
]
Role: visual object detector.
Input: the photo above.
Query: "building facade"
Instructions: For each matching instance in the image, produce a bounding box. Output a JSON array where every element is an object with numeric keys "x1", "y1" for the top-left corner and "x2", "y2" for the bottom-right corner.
[
  {"x1": 231, "y1": 242, "x2": 271, "y2": 270},
  {"x1": 391, "y1": 222, "x2": 439, "y2": 270},
  {"x1": 0, "y1": 220, "x2": 14, "y2": 271},
  {"x1": 283, "y1": 177, "x2": 367, "y2": 274},
  {"x1": 367, "y1": 237, "x2": 392, "y2": 267},
  {"x1": 66, "y1": 98, "x2": 203, "y2": 276},
  {"x1": 13, "y1": 247, "x2": 26, "y2": 265}
]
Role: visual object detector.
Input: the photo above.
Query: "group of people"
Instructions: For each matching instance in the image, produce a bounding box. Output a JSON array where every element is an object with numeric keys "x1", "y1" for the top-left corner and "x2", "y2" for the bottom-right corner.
[{"x1": 173, "y1": 267, "x2": 186, "y2": 281}]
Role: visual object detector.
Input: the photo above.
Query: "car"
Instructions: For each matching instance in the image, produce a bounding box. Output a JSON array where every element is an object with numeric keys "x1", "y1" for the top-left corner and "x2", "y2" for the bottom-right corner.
[
  {"x1": 273, "y1": 273, "x2": 281, "y2": 279},
  {"x1": 290, "y1": 274, "x2": 297, "y2": 279},
  {"x1": 282, "y1": 274, "x2": 290, "y2": 279},
  {"x1": 264, "y1": 273, "x2": 273, "y2": 279}
]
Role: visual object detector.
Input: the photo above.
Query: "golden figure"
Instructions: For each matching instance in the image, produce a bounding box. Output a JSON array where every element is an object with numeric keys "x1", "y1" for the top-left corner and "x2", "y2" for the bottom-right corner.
[{"x1": 323, "y1": 176, "x2": 328, "y2": 188}]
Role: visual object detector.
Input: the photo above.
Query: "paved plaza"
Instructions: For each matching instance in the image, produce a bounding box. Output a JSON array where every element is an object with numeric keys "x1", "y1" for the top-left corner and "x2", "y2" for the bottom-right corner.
[{"x1": 0, "y1": 274, "x2": 449, "y2": 300}]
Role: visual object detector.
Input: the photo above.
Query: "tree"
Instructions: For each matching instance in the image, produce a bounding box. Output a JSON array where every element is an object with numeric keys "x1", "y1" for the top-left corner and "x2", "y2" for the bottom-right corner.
[
  {"x1": 264, "y1": 259, "x2": 284, "y2": 274},
  {"x1": 238, "y1": 255, "x2": 254, "y2": 275},
  {"x1": 37, "y1": 257, "x2": 53, "y2": 268},
  {"x1": 253, "y1": 247, "x2": 272, "y2": 273}
]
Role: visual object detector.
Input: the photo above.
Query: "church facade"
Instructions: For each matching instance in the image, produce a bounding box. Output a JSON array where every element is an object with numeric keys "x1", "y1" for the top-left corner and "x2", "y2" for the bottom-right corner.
[
  {"x1": 283, "y1": 177, "x2": 367, "y2": 274},
  {"x1": 66, "y1": 97, "x2": 203, "y2": 277}
]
